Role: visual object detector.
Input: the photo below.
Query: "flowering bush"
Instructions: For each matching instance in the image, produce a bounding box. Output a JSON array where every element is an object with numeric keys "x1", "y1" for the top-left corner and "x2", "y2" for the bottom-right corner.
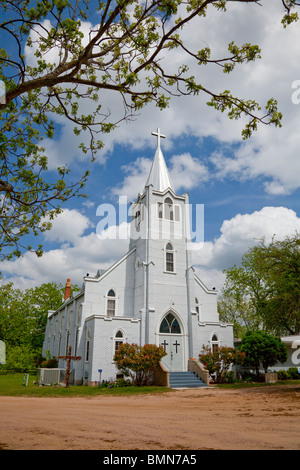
[
  {"x1": 113, "y1": 343, "x2": 167, "y2": 386},
  {"x1": 199, "y1": 345, "x2": 245, "y2": 383}
]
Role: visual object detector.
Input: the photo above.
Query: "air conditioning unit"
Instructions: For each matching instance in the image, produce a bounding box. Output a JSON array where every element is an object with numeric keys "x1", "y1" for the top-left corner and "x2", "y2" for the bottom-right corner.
[{"x1": 37, "y1": 368, "x2": 74, "y2": 386}]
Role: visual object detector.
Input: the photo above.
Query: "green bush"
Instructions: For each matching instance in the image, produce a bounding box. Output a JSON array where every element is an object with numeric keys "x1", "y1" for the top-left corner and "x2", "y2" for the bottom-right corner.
[
  {"x1": 277, "y1": 370, "x2": 290, "y2": 380},
  {"x1": 287, "y1": 367, "x2": 300, "y2": 380},
  {"x1": 40, "y1": 358, "x2": 58, "y2": 368},
  {"x1": 99, "y1": 379, "x2": 132, "y2": 389},
  {"x1": 223, "y1": 371, "x2": 235, "y2": 383},
  {"x1": 4, "y1": 345, "x2": 37, "y2": 371}
]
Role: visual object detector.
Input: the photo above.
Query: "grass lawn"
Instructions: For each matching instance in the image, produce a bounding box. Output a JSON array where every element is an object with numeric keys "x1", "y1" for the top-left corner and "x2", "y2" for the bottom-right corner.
[
  {"x1": 1, "y1": 372, "x2": 299, "y2": 397},
  {"x1": 0, "y1": 372, "x2": 171, "y2": 397},
  {"x1": 215, "y1": 380, "x2": 300, "y2": 389}
]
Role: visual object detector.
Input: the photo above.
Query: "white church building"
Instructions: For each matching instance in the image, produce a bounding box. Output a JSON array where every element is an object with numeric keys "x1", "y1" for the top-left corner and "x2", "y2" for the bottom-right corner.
[{"x1": 43, "y1": 129, "x2": 234, "y2": 386}]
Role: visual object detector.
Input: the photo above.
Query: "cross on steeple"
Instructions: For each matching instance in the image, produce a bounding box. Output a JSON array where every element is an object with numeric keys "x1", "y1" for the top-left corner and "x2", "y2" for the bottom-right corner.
[
  {"x1": 145, "y1": 127, "x2": 174, "y2": 192},
  {"x1": 152, "y1": 128, "x2": 166, "y2": 149}
]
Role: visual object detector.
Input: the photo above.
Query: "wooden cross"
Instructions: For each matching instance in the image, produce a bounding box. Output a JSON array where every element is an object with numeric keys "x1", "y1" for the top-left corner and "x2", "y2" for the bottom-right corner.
[
  {"x1": 173, "y1": 340, "x2": 180, "y2": 353},
  {"x1": 161, "y1": 340, "x2": 169, "y2": 352},
  {"x1": 58, "y1": 346, "x2": 81, "y2": 388},
  {"x1": 152, "y1": 128, "x2": 166, "y2": 149}
]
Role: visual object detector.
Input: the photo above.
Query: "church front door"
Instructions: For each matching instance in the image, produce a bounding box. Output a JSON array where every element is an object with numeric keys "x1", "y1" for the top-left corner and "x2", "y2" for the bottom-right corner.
[
  {"x1": 158, "y1": 313, "x2": 184, "y2": 372},
  {"x1": 160, "y1": 335, "x2": 183, "y2": 371}
]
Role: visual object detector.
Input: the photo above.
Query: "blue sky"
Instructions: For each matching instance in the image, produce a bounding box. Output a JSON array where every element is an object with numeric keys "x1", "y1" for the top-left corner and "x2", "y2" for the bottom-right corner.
[{"x1": 2, "y1": 1, "x2": 300, "y2": 292}]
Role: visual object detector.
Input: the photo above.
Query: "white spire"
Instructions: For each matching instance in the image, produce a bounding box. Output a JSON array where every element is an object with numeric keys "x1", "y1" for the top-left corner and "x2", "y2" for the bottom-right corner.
[{"x1": 145, "y1": 128, "x2": 174, "y2": 192}]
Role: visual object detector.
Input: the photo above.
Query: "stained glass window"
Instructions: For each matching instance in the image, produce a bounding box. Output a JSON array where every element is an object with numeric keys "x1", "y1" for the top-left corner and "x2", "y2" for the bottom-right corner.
[{"x1": 159, "y1": 313, "x2": 181, "y2": 334}]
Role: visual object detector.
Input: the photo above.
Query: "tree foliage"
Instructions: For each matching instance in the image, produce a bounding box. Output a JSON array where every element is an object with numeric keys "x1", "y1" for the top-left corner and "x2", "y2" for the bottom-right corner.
[
  {"x1": 0, "y1": 281, "x2": 79, "y2": 369},
  {"x1": 219, "y1": 233, "x2": 300, "y2": 336},
  {"x1": 113, "y1": 343, "x2": 166, "y2": 385},
  {"x1": 1, "y1": 0, "x2": 298, "y2": 260},
  {"x1": 239, "y1": 330, "x2": 287, "y2": 376}
]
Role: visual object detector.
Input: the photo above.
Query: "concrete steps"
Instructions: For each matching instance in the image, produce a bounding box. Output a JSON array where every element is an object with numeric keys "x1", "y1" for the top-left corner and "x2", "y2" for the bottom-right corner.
[{"x1": 169, "y1": 371, "x2": 206, "y2": 388}]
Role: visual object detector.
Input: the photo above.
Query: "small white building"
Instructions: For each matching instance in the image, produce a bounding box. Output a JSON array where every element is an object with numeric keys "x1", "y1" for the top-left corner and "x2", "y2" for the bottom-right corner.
[
  {"x1": 273, "y1": 336, "x2": 300, "y2": 372},
  {"x1": 43, "y1": 129, "x2": 234, "y2": 385}
]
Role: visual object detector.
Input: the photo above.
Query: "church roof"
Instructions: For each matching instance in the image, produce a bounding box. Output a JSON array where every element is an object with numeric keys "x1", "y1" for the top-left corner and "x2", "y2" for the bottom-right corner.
[{"x1": 145, "y1": 128, "x2": 174, "y2": 192}]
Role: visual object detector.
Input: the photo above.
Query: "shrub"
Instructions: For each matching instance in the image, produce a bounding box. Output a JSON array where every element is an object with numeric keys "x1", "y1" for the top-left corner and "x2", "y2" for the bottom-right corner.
[
  {"x1": 4, "y1": 345, "x2": 37, "y2": 371},
  {"x1": 277, "y1": 370, "x2": 290, "y2": 380},
  {"x1": 287, "y1": 367, "x2": 300, "y2": 380},
  {"x1": 198, "y1": 345, "x2": 245, "y2": 383},
  {"x1": 114, "y1": 343, "x2": 167, "y2": 386},
  {"x1": 99, "y1": 379, "x2": 132, "y2": 388},
  {"x1": 40, "y1": 358, "x2": 58, "y2": 368},
  {"x1": 240, "y1": 331, "x2": 288, "y2": 377}
]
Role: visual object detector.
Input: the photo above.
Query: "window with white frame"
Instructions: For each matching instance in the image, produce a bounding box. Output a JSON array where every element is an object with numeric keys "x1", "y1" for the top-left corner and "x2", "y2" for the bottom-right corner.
[
  {"x1": 165, "y1": 242, "x2": 175, "y2": 273},
  {"x1": 195, "y1": 298, "x2": 200, "y2": 319},
  {"x1": 54, "y1": 318, "x2": 58, "y2": 336},
  {"x1": 174, "y1": 204, "x2": 180, "y2": 222},
  {"x1": 114, "y1": 330, "x2": 124, "y2": 355},
  {"x1": 134, "y1": 203, "x2": 144, "y2": 227},
  {"x1": 135, "y1": 210, "x2": 141, "y2": 227},
  {"x1": 76, "y1": 304, "x2": 82, "y2": 326},
  {"x1": 164, "y1": 197, "x2": 174, "y2": 220},
  {"x1": 158, "y1": 202, "x2": 163, "y2": 219},
  {"x1": 157, "y1": 198, "x2": 180, "y2": 222},
  {"x1": 107, "y1": 289, "x2": 116, "y2": 316},
  {"x1": 58, "y1": 333, "x2": 62, "y2": 356},
  {"x1": 75, "y1": 328, "x2": 79, "y2": 356},
  {"x1": 60, "y1": 314, "x2": 64, "y2": 332},
  {"x1": 211, "y1": 333, "x2": 220, "y2": 353},
  {"x1": 86, "y1": 328, "x2": 91, "y2": 362},
  {"x1": 67, "y1": 308, "x2": 72, "y2": 329},
  {"x1": 65, "y1": 330, "x2": 70, "y2": 355}
]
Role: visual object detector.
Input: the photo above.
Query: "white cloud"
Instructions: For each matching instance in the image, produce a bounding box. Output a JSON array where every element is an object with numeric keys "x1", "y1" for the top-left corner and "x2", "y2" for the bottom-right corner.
[
  {"x1": 189, "y1": 206, "x2": 300, "y2": 292},
  {"x1": 111, "y1": 152, "x2": 209, "y2": 200},
  {"x1": 2, "y1": 205, "x2": 300, "y2": 293},
  {"x1": 192, "y1": 206, "x2": 300, "y2": 289},
  {"x1": 111, "y1": 157, "x2": 152, "y2": 200},
  {"x1": 95, "y1": 2, "x2": 300, "y2": 196},
  {"x1": 169, "y1": 153, "x2": 209, "y2": 192},
  {"x1": 42, "y1": 209, "x2": 93, "y2": 244},
  {"x1": 23, "y1": 3, "x2": 300, "y2": 197},
  {"x1": 0, "y1": 232, "x2": 130, "y2": 290},
  {"x1": 1, "y1": 210, "x2": 129, "y2": 289}
]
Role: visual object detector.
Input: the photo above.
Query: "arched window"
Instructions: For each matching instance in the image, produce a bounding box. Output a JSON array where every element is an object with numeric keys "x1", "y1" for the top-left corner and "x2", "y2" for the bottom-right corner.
[
  {"x1": 86, "y1": 328, "x2": 91, "y2": 362},
  {"x1": 107, "y1": 289, "x2": 116, "y2": 317},
  {"x1": 67, "y1": 308, "x2": 72, "y2": 329},
  {"x1": 60, "y1": 314, "x2": 64, "y2": 332},
  {"x1": 114, "y1": 330, "x2": 124, "y2": 354},
  {"x1": 174, "y1": 204, "x2": 180, "y2": 222},
  {"x1": 157, "y1": 202, "x2": 163, "y2": 219},
  {"x1": 54, "y1": 318, "x2": 58, "y2": 336},
  {"x1": 75, "y1": 328, "x2": 79, "y2": 356},
  {"x1": 135, "y1": 210, "x2": 141, "y2": 227},
  {"x1": 211, "y1": 333, "x2": 219, "y2": 352},
  {"x1": 164, "y1": 197, "x2": 173, "y2": 220},
  {"x1": 134, "y1": 203, "x2": 144, "y2": 227},
  {"x1": 195, "y1": 298, "x2": 200, "y2": 320},
  {"x1": 159, "y1": 313, "x2": 181, "y2": 334},
  {"x1": 165, "y1": 242, "x2": 174, "y2": 272}
]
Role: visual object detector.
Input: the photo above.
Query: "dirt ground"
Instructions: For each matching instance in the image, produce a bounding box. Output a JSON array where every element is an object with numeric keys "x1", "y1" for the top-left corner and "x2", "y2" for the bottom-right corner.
[{"x1": 0, "y1": 384, "x2": 299, "y2": 451}]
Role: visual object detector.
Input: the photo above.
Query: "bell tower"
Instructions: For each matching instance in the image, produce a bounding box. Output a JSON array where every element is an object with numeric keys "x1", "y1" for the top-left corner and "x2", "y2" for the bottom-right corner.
[{"x1": 129, "y1": 129, "x2": 194, "y2": 366}]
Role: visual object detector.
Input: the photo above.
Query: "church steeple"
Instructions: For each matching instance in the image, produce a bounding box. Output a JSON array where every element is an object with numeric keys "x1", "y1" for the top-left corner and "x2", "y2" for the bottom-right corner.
[{"x1": 145, "y1": 128, "x2": 174, "y2": 192}]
